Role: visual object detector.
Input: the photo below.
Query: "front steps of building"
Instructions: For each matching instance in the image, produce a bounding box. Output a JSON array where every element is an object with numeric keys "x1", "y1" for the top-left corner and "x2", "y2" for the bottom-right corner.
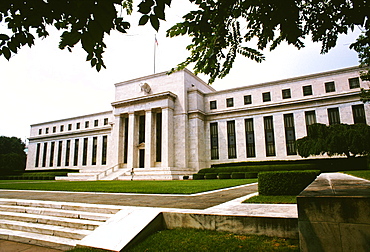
[
  {"x1": 56, "y1": 167, "x2": 195, "y2": 181},
  {"x1": 0, "y1": 198, "x2": 121, "y2": 250}
]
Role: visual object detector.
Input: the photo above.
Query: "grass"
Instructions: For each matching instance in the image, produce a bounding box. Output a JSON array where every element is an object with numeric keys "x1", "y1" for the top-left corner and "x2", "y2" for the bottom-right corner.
[
  {"x1": 0, "y1": 179, "x2": 257, "y2": 194},
  {"x1": 68, "y1": 228, "x2": 299, "y2": 252},
  {"x1": 343, "y1": 170, "x2": 370, "y2": 180},
  {"x1": 244, "y1": 195, "x2": 297, "y2": 204}
]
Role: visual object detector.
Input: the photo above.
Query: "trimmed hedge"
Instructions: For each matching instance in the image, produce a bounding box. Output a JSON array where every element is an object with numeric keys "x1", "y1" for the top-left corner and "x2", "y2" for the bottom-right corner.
[
  {"x1": 204, "y1": 173, "x2": 218, "y2": 179},
  {"x1": 193, "y1": 174, "x2": 204, "y2": 180},
  {"x1": 258, "y1": 170, "x2": 319, "y2": 196},
  {"x1": 245, "y1": 172, "x2": 258, "y2": 179},
  {"x1": 231, "y1": 172, "x2": 245, "y2": 179},
  {"x1": 218, "y1": 173, "x2": 231, "y2": 179}
]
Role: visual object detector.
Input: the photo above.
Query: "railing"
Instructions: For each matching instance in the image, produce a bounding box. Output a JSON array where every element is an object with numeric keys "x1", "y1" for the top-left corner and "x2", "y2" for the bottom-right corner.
[{"x1": 96, "y1": 164, "x2": 130, "y2": 180}]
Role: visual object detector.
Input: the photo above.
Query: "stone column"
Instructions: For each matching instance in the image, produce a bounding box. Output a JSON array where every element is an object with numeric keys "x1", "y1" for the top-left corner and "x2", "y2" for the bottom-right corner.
[
  {"x1": 145, "y1": 109, "x2": 153, "y2": 168},
  {"x1": 127, "y1": 112, "x2": 137, "y2": 169},
  {"x1": 161, "y1": 107, "x2": 174, "y2": 167},
  {"x1": 110, "y1": 115, "x2": 121, "y2": 167}
]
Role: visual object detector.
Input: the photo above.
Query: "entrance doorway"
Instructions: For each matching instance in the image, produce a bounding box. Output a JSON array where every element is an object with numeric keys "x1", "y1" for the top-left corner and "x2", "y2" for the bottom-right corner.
[{"x1": 139, "y1": 149, "x2": 145, "y2": 168}]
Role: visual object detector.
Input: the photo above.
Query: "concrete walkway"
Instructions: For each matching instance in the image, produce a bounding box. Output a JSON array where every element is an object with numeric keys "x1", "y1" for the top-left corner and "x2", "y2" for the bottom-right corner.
[{"x1": 0, "y1": 183, "x2": 298, "y2": 251}]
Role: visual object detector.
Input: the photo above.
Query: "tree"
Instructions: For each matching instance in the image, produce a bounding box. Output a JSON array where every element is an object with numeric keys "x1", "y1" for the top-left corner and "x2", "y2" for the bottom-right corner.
[
  {"x1": 0, "y1": 0, "x2": 369, "y2": 83},
  {"x1": 296, "y1": 123, "x2": 370, "y2": 158},
  {"x1": 0, "y1": 136, "x2": 26, "y2": 175}
]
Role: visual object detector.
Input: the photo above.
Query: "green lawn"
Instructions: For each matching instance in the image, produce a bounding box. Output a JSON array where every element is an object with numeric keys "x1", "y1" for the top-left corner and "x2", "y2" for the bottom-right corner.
[
  {"x1": 244, "y1": 195, "x2": 297, "y2": 204},
  {"x1": 0, "y1": 179, "x2": 257, "y2": 194},
  {"x1": 343, "y1": 170, "x2": 370, "y2": 180},
  {"x1": 68, "y1": 228, "x2": 299, "y2": 252}
]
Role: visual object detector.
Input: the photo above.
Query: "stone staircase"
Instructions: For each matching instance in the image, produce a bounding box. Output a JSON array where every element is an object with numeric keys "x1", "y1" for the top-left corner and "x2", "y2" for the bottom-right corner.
[{"x1": 0, "y1": 198, "x2": 122, "y2": 250}]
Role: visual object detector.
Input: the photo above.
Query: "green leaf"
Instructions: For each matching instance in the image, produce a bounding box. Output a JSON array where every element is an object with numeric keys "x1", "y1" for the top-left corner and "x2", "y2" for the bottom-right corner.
[
  {"x1": 91, "y1": 58, "x2": 97, "y2": 67},
  {"x1": 0, "y1": 34, "x2": 9, "y2": 40},
  {"x1": 139, "y1": 15, "x2": 149, "y2": 26},
  {"x1": 150, "y1": 15, "x2": 159, "y2": 31},
  {"x1": 2, "y1": 47, "x2": 11, "y2": 60}
]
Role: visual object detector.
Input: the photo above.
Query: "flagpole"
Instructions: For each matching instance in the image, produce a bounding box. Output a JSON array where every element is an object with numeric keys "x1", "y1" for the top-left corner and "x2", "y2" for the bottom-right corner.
[{"x1": 154, "y1": 34, "x2": 156, "y2": 74}]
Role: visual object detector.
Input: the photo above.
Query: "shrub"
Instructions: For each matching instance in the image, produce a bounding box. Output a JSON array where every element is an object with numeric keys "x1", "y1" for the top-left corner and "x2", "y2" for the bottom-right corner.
[
  {"x1": 183, "y1": 176, "x2": 189, "y2": 180},
  {"x1": 231, "y1": 172, "x2": 245, "y2": 179},
  {"x1": 258, "y1": 170, "x2": 319, "y2": 196},
  {"x1": 192, "y1": 174, "x2": 204, "y2": 180},
  {"x1": 218, "y1": 173, "x2": 231, "y2": 179},
  {"x1": 245, "y1": 172, "x2": 258, "y2": 179},
  {"x1": 204, "y1": 173, "x2": 218, "y2": 179}
]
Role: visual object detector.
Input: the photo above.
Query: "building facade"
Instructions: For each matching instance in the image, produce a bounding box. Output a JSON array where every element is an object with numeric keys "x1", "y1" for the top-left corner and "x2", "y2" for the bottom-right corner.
[{"x1": 26, "y1": 66, "x2": 370, "y2": 180}]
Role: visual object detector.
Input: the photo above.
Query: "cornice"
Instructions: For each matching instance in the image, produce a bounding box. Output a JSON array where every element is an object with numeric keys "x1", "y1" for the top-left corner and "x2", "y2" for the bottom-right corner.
[
  {"x1": 111, "y1": 91, "x2": 177, "y2": 108},
  {"x1": 29, "y1": 127, "x2": 111, "y2": 142}
]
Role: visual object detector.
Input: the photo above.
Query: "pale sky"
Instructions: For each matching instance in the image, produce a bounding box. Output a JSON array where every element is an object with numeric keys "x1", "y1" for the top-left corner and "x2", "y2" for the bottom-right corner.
[{"x1": 0, "y1": 0, "x2": 361, "y2": 142}]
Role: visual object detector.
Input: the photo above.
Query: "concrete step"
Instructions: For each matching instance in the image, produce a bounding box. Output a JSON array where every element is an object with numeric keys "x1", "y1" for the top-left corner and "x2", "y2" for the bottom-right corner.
[
  {"x1": 0, "y1": 219, "x2": 92, "y2": 239},
  {"x1": 0, "y1": 228, "x2": 76, "y2": 250}
]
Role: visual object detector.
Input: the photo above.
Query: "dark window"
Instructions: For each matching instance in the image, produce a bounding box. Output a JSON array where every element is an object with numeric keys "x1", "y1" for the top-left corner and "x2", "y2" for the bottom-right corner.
[
  {"x1": 42, "y1": 142, "x2": 47, "y2": 167},
  {"x1": 102, "y1": 136, "x2": 107, "y2": 165},
  {"x1": 94, "y1": 119, "x2": 98, "y2": 127},
  {"x1": 82, "y1": 138, "x2": 88, "y2": 166},
  {"x1": 210, "y1": 100, "x2": 217, "y2": 110},
  {"x1": 156, "y1": 113, "x2": 162, "y2": 162},
  {"x1": 65, "y1": 140, "x2": 70, "y2": 166},
  {"x1": 210, "y1": 122, "x2": 219, "y2": 160},
  {"x1": 227, "y1": 121, "x2": 237, "y2": 159},
  {"x1": 76, "y1": 123, "x2": 80, "y2": 130},
  {"x1": 226, "y1": 98, "x2": 234, "y2": 107},
  {"x1": 264, "y1": 116, "x2": 276, "y2": 156},
  {"x1": 68, "y1": 124, "x2": 72, "y2": 131},
  {"x1": 139, "y1": 149, "x2": 145, "y2": 168},
  {"x1": 60, "y1": 125, "x2": 64, "y2": 132},
  {"x1": 139, "y1": 115, "x2": 145, "y2": 143},
  {"x1": 244, "y1": 95, "x2": 252, "y2": 105},
  {"x1": 303, "y1": 85, "x2": 313, "y2": 96},
  {"x1": 53, "y1": 126, "x2": 56, "y2": 133},
  {"x1": 325, "y1": 81, "x2": 335, "y2": 93},
  {"x1": 74, "y1": 139, "x2": 79, "y2": 166},
  {"x1": 284, "y1": 114, "x2": 297, "y2": 155},
  {"x1": 305, "y1": 110, "x2": 317, "y2": 133},
  {"x1": 57, "y1": 141, "x2": 62, "y2": 167},
  {"x1": 49, "y1": 142, "x2": 55, "y2": 167},
  {"x1": 92, "y1": 137, "x2": 97, "y2": 165},
  {"x1": 352, "y1": 104, "x2": 366, "y2": 124},
  {"x1": 45, "y1": 128, "x2": 49, "y2": 134},
  {"x1": 328, "y1": 108, "x2": 340, "y2": 125},
  {"x1": 349, "y1": 77, "x2": 360, "y2": 89},
  {"x1": 38, "y1": 129, "x2": 42, "y2": 135},
  {"x1": 35, "y1": 143, "x2": 40, "y2": 167},
  {"x1": 282, "y1": 89, "x2": 291, "y2": 99},
  {"x1": 245, "y1": 118, "x2": 255, "y2": 158},
  {"x1": 262, "y1": 92, "x2": 271, "y2": 102},
  {"x1": 85, "y1": 121, "x2": 89, "y2": 128},
  {"x1": 104, "y1": 118, "x2": 108, "y2": 125},
  {"x1": 123, "y1": 117, "x2": 129, "y2": 164}
]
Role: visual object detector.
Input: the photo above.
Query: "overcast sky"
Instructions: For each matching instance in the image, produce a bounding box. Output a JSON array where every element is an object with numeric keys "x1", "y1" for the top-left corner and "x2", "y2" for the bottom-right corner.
[{"x1": 0, "y1": 0, "x2": 361, "y2": 142}]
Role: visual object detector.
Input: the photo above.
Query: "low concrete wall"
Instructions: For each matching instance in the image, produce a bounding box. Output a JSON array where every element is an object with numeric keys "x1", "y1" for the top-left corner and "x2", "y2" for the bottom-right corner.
[
  {"x1": 297, "y1": 173, "x2": 370, "y2": 252},
  {"x1": 163, "y1": 212, "x2": 298, "y2": 239}
]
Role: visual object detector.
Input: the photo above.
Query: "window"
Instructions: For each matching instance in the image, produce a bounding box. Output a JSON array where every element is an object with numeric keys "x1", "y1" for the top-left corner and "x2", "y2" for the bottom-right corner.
[
  {"x1": 53, "y1": 126, "x2": 56, "y2": 133},
  {"x1": 245, "y1": 118, "x2": 256, "y2": 158},
  {"x1": 76, "y1": 122, "x2": 80, "y2": 130},
  {"x1": 65, "y1": 140, "x2": 70, "y2": 166},
  {"x1": 57, "y1": 141, "x2": 62, "y2": 167},
  {"x1": 226, "y1": 98, "x2": 234, "y2": 107},
  {"x1": 244, "y1": 95, "x2": 252, "y2": 105},
  {"x1": 123, "y1": 117, "x2": 129, "y2": 164},
  {"x1": 305, "y1": 110, "x2": 317, "y2": 133},
  {"x1": 102, "y1": 136, "x2": 107, "y2": 165},
  {"x1": 35, "y1": 143, "x2": 40, "y2": 167},
  {"x1": 284, "y1": 114, "x2": 297, "y2": 155},
  {"x1": 94, "y1": 119, "x2": 98, "y2": 127},
  {"x1": 104, "y1": 118, "x2": 108, "y2": 125},
  {"x1": 82, "y1": 138, "x2": 88, "y2": 166},
  {"x1": 262, "y1": 92, "x2": 271, "y2": 102},
  {"x1": 264, "y1": 116, "x2": 276, "y2": 156},
  {"x1": 210, "y1": 122, "x2": 219, "y2": 160},
  {"x1": 328, "y1": 108, "x2": 340, "y2": 125},
  {"x1": 227, "y1": 121, "x2": 237, "y2": 159},
  {"x1": 325, "y1": 81, "x2": 335, "y2": 93},
  {"x1": 38, "y1": 129, "x2": 42, "y2": 135},
  {"x1": 60, "y1": 125, "x2": 64, "y2": 132},
  {"x1": 68, "y1": 124, "x2": 72, "y2": 131},
  {"x1": 45, "y1": 128, "x2": 49, "y2": 134},
  {"x1": 349, "y1": 77, "x2": 360, "y2": 89},
  {"x1": 303, "y1": 85, "x2": 313, "y2": 96},
  {"x1": 74, "y1": 139, "x2": 79, "y2": 166},
  {"x1": 282, "y1": 89, "x2": 291, "y2": 99},
  {"x1": 156, "y1": 113, "x2": 162, "y2": 162},
  {"x1": 139, "y1": 115, "x2": 145, "y2": 143},
  {"x1": 49, "y1": 142, "x2": 55, "y2": 167},
  {"x1": 210, "y1": 100, "x2": 217, "y2": 110},
  {"x1": 352, "y1": 104, "x2": 366, "y2": 124},
  {"x1": 92, "y1": 137, "x2": 97, "y2": 165},
  {"x1": 42, "y1": 142, "x2": 47, "y2": 167},
  {"x1": 85, "y1": 121, "x2": 89, "y2": 128}
]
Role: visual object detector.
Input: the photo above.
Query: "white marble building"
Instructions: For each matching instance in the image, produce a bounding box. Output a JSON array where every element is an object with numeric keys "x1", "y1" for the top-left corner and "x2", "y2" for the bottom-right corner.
[{"x1": 26, "y1": 66, "x2": 370, "y2": 180}]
